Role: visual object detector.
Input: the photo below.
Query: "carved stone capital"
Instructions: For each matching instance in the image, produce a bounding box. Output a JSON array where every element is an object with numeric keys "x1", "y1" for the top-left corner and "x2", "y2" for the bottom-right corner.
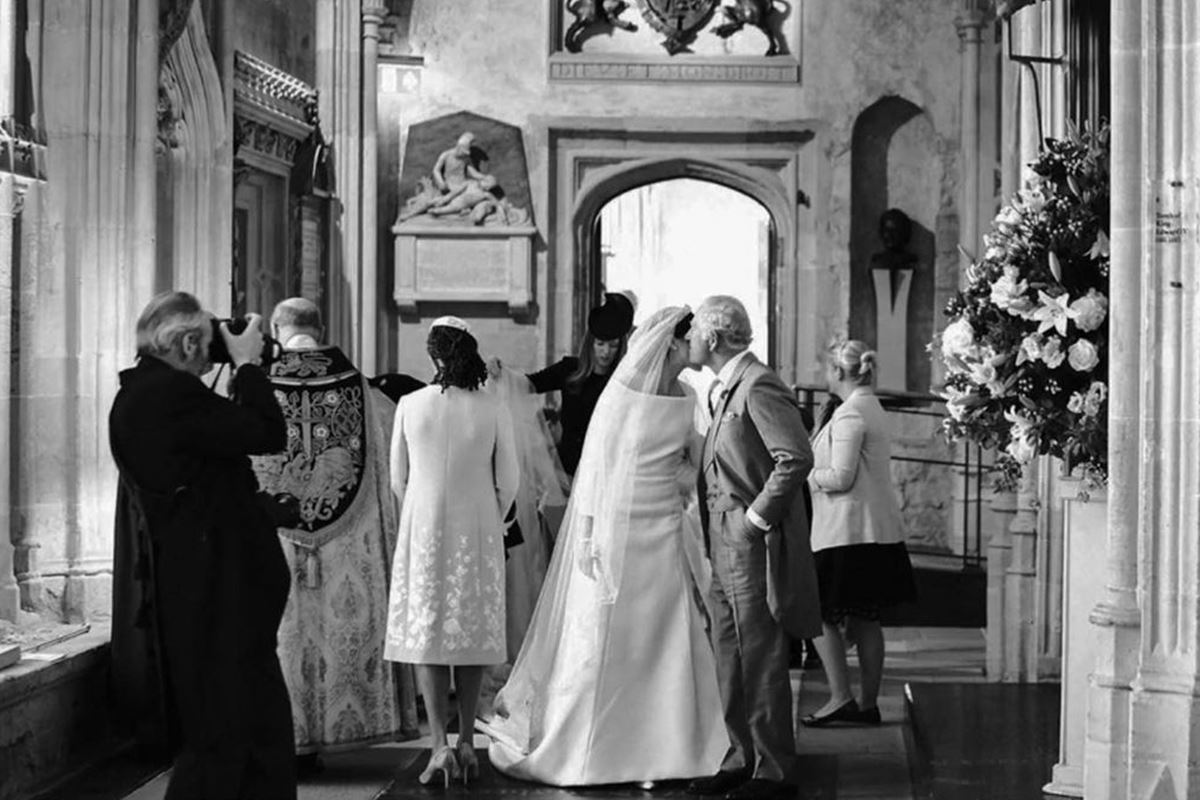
[
  {"x1": 363, "y1": 4, "x2": 388, "y2": 28},
  {"x1": 955, "y1": 7, "x2": 990, "y2": 41}
]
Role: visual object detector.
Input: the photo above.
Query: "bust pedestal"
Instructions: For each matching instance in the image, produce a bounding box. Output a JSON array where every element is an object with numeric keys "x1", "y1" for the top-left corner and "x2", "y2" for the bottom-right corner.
[
  {"x1": 872, "y1": 267, "x2": 913, "y2": 392},
  {"x1": 392, "y1": 222, "x2": 537, "y2": 316}
]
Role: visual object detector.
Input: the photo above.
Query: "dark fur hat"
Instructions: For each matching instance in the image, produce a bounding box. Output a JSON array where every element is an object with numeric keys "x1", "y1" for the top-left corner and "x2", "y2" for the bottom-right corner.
[{"x1": 587, "y1": 293, "x2": 635, "y2": 340}]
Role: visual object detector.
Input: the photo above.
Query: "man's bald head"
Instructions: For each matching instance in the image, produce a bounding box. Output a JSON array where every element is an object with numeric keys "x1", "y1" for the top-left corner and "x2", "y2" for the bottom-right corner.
[{"x1": 271, "y1": 297, "x2": 323, "y2": 341}]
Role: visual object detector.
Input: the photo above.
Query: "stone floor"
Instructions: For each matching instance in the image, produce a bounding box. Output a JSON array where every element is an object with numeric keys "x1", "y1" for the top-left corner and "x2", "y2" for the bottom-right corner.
[{"x1": 115, "y1": 627, "x2": 989, "y2": 800}]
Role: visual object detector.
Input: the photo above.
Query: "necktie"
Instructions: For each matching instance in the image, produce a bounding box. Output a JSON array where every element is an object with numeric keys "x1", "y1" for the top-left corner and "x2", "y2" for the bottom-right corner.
[{"x1": 708, "y1": 379, "x2": 724, "y2": 415}]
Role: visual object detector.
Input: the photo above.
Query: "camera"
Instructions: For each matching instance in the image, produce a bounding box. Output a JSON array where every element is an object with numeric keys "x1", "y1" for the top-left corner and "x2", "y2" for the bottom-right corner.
[{"x1": 209, "y1": 316, "x2": 280, "y2": 368}]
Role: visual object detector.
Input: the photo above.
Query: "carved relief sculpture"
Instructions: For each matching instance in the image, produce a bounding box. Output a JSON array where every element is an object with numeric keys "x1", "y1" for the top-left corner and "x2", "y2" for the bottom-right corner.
[
  {"x1": 564, "y1": 0, "x2": 639, "y2": 53},
  {"x1": 712, "y1": 0, "x2": 781, "y2": 56},
  {"x1": 637, "y1": 0, "x2": 719, "y2": 54},
  {"x1": 397, "y1": 131, "x2": 529, "y2": 227},
  {"x1": 392, "y1": 113, "x2": 537, "y2": 316}
]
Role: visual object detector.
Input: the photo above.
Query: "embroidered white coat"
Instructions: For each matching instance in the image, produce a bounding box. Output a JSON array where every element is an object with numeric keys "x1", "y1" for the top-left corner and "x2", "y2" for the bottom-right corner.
[{"x1": 384, "y1": 384, "x2": 520, "y2": 665}]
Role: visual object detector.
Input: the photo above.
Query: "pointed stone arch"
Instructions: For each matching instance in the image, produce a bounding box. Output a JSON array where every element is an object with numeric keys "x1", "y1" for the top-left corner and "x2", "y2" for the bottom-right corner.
[
  {"x1": 158, "y1": 1, "x2": 232, "y2": 311},
  {"x1": 547, "y1": 120, "x2": 824, "y2": 384}
]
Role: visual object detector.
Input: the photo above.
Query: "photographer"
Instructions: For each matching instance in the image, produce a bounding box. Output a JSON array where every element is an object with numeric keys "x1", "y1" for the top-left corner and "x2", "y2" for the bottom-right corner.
[{"x1": 109, "y1": 291, "x2": 296, "y2": 800}]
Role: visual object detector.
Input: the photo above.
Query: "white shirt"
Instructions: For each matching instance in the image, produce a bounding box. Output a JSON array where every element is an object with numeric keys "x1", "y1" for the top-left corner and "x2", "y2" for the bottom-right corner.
[
  {"x1": 283, "y1": 333, "x2": 321, "y2": 350},
  {"x1": 710, "y1": 348, "x2": 770, "y2": 531},
  {"x1": 708, "y1": 348, "x2": 753, "y2": 412}
]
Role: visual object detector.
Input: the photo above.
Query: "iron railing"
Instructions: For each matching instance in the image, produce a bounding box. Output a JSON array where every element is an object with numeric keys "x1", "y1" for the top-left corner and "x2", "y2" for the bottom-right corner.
[{"x1": 794, "y1": 384, "x2": 991, "y2": 571}]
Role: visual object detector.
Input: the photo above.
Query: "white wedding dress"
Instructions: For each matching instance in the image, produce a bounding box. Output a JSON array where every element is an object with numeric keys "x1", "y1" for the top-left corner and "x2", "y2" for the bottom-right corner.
[{"x1": 482, "y1": 307, "x2": 727, "y2": 787}]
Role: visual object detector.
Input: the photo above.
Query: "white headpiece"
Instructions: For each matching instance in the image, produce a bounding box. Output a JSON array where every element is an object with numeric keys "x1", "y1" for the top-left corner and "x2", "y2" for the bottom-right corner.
[{"x1": 430, "y1": 316, "x2": 471, "y2": 334}]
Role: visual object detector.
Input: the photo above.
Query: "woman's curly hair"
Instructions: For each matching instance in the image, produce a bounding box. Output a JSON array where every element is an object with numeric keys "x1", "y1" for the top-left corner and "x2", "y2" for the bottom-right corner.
[{"x1": 427, "y1": 326, "x2": 488, "y2": 391}]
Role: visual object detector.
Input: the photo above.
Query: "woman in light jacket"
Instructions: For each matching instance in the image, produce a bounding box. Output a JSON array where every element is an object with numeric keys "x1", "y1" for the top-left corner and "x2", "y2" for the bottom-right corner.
[
  {"x1": 800, "y1": 340, "x2": 916, "y2": 727},
  {"x1": 384, "y1": 317, "x2": 520, "y2": 787}
]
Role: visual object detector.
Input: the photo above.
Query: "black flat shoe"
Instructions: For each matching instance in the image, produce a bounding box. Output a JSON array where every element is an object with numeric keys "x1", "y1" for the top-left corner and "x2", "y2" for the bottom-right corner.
[
  {"x1": 687, "y1": 769, "x2": 753, "y2": 795},
  {"x1": 725, "y1": 778, "x2": 797, "y2": 799},
  {"x1": 800, "y1": 698, "x2": 860, "y2": 727},
  {"x1": 855, "y1": 705, "x2": 882, "y2": 725}
]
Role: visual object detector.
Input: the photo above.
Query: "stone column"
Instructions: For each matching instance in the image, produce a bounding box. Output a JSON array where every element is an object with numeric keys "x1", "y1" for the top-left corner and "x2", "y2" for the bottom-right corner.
[
  {"x1": 317, "y1": 0, "x2": 364, "y2": 362},
  {"x1": 1077, "y1": 1, "x2": 1141, "y2": 794},
  {"x1": 14, "y1": 0, "x2": 158, "y2": 621},
  {"x1": 1091, "y1": 3, "x2": 1200, "y2": 798},
  {"x1": 0, "y1": 0, "x2": 17, "y2": 622},
  {"x1": 360, "y1": 4, "x2": 386, "y2": 375},
  {"x1": 986, "y1": 488, "x2": 1017, "y2": 680},
  {"x1": 1002, "y1": 463, "x2": 1039, "y2": 682},
  {"x1": 0, "y1": 177, "x2": 23, "y2": 623},
  {"x1": 955, "y1": 1, "x2": 987, "y2": 267}
]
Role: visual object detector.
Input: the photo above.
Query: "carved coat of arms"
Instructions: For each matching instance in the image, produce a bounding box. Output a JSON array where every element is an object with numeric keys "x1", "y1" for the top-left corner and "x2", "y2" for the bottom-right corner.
[{"x1": 637, "y1": 0, "x2": 719, "y2": 53}]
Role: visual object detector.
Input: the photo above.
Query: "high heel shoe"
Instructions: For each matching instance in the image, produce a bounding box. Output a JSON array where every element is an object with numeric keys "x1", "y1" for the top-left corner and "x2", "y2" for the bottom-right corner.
[
  {"x1": 456, "y1": 736, "x2": 479, "y2": 786},
  {"x1": 800, "y1": 698, "x2": 861, "y2": 727},
  {"x1": 418, "y1": 745, "x2": 460, "y2": 788}
]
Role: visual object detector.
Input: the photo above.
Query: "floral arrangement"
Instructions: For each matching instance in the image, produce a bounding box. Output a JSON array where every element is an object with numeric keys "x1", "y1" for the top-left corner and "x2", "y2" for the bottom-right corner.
[{"x1": 932, "y1": 122, "x2": 1109, "y2": 492}]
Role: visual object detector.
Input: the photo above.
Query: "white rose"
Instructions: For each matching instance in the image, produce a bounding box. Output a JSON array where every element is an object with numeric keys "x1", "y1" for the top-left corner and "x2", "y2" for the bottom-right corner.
[
  {"x1": 1068, "y1": 339, "x2": 1100, "y2": 372},
  {"x1": 1016, "y1": 334, "x2": 1042, "y2": 366},
  {"x1": 968, "y1": 359, "x2": 997, "y2": 387},
  {"x1": 1083, "y1": 381, "x2": 1107, "y2": 417},
  {"x1": 1041, "y1": 336, "x2": 1066, "y2": 369},
  {"x1": 941, "y1": 319, "x2": 976, "y2": 359},
  {"x1": 996, "y1": 204, "x2": 1022, "y2": 230},
  {"x1": 1067, "y1": 393, "x2": 1085, "y2": 414},
  {"x1": 1070, "y1": 289, "x2": 1108, "y2": 332}
]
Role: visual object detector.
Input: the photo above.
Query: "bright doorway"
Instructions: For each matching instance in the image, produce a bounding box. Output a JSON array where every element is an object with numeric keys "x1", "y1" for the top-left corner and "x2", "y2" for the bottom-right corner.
[{"x1": 598, "y1": 178, "x2": 773, "y2": 389}]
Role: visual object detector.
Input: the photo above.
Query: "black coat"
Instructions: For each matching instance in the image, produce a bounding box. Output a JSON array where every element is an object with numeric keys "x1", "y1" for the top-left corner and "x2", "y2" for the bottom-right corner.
[
  {"x1": 109, "y1": 357, "x2": 296, "y2": 799},
  {"x1": 527, "y1": 357, "x2": 609, "y2": 475}
]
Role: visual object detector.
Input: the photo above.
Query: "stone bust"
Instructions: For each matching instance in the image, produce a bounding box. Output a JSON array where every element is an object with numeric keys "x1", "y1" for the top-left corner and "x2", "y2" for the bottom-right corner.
[{"x1": 869, "y1": 208, "x2": 919, "y2": 272}]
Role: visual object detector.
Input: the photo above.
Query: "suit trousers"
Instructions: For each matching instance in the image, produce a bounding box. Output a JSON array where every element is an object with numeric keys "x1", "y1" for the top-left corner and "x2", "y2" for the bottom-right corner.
[{"x1": 707, "y1": 508, "x2": 795, "y2": 783}]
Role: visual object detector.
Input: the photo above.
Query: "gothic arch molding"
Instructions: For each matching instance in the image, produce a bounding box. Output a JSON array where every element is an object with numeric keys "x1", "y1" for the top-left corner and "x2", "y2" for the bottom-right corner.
[
  {"x1": 158, "y1": 1, "x2": 232, "y2": 310},
  {"x1": 571, "y1": 157, "x2": 789, "y2": 362},
  {"x1": 547, "y1": 120, "x2": 822, "y2": 383}
]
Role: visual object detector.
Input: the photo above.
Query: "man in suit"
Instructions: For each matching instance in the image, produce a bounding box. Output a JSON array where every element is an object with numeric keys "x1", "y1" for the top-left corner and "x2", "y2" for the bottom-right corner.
[{"x1": 686, "y1": 295, "x2": 822, "y2": 800}]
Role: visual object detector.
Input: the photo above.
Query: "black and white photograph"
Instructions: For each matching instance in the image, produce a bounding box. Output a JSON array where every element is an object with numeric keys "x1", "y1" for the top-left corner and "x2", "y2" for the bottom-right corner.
[{"x1": 0, "y1": 1, "x2": 1181, "y2": 799}]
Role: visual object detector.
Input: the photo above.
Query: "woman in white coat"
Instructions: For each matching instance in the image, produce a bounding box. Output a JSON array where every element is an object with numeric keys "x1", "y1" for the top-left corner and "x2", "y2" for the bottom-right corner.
[
  {"x1": 384, "y1": 317, "x2": 520, "y2": 787},
  {"x1": 801, "y1": 340, "x2": 916, "y2": 728}
]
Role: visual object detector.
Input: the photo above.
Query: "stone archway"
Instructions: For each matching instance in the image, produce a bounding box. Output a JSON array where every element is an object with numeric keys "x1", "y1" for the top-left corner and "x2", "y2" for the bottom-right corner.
[
  {"x1": 546, "y1": 119, "x2": 824, "y2": 384},
  {"x1": 158, "y1": 1, "x2": 233, "y2": 312}
]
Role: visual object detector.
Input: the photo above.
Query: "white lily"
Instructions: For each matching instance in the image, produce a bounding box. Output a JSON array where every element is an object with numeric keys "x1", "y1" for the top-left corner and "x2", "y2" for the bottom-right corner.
[{"x1": 1028, "y1": 290, "x2": 1079, "y2": 337}]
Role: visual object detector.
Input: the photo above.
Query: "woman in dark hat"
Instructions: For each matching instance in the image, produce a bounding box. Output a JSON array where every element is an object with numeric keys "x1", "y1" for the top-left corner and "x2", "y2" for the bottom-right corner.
[{"x1": 522, "y1": 293, "x2": 634, "y2": 475}]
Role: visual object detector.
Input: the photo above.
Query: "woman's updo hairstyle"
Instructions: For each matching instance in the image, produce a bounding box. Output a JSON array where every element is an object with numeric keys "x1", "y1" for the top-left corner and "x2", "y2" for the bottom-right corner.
[
  {"x1": 427, "y1": 317, "x2": 487, "y2": 392},
  {"x1": 829, "y1": 339, "x2": 877, "y2": 386}
]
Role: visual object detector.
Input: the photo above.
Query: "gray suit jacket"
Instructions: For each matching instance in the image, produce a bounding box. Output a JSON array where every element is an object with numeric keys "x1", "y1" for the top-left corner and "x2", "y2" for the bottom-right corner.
[{"x1": 699, "y1": 353, "x2": 822, "y2": 639}]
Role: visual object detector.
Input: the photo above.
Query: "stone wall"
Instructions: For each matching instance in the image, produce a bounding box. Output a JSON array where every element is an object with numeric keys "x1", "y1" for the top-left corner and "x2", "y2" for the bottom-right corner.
[
  {"x1": 232, "y1": 0, "x2": 317, "y2": 84},
  {"x1": 378, "y1": 0, "x2": 968, "y2": 383}
]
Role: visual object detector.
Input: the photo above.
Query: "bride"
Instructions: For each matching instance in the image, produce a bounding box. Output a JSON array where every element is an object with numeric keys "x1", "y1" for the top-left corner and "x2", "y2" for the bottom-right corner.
[{"x1": 481, "y1": 305, "x2": 727, "y2": 786}]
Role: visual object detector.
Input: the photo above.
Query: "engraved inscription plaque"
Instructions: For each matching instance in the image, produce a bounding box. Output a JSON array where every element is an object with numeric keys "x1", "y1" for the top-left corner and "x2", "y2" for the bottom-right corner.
[{"x1": 392, "y1": 224, "x2": 537, "y2": 316}]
